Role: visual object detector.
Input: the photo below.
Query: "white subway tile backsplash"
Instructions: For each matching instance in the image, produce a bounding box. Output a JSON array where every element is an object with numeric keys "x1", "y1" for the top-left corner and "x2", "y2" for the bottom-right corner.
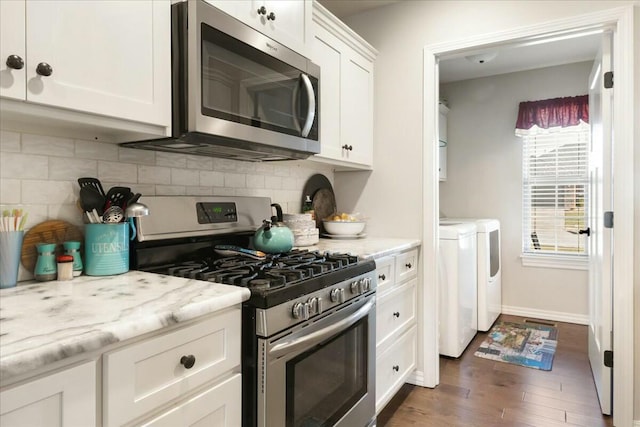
[
  {"x1": 212, "y1": 187, "x2": 235, "y2": 196},
  {"x1": 186, "y1": 186, "x2": 213, "y2": 196},
  {"x1": 264, "y1": 175, "x2": 282, "y2": 189},
  {"x1": 0, "y1": 131, "x2": 21, "y2": 152},
  {"x1": 98, "y1": 161, "x2": 137, "y2": 183},
  {"x1": 118, "y1": 147, "x2": 155, "y2": 165},
  {"x1": 74, "y1": 140, "x2": 118, "y2": 161},
  {"x1": 171, "y1": 168, "x2": 199, "y2": 186},
  {"x1": 22, "y1": 180, "x2": 76, "y2": 204},
  {"x1": 156, "y1": 152, "x2": 187, "y2": 168},
  {"x1": 1, "y1": 153, "x2": 49, "y2": 179},
  {"x1": 1, "y1": 129, "x2": 334, "y2": 230},
  {"x1": 22, "y1": 134, "x2": 75, "y2": 157},
  {"x1": 224, "y1": 172, "x2": 246, "y2": 188},
  {"x1": 199, "y1": 170, "x2": 224, "y2": 187},
  {"x1": 246, "y1": 174, "x2": 265, "y2": 189},
  {"x1": 156, "y1": 185, "x2": 186, "y2": 195},
  {"x1": 50, "y1": 157, "x2": 97, "y2": 181},
  {"x1": 0, "y1": 178, "x2": 21, "y2": 204},
  {"x1": 138, "y1": 165, "x2": 171, "y2": 184},
  {"x1": 186, "y1": 155, "x2": 213, "y2": 170}
]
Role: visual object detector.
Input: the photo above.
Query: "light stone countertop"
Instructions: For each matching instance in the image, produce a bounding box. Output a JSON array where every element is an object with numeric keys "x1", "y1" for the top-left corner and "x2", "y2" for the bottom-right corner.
[
  {"x1": 306, "y1": 236, "x2": 421, "y2": 260},
  {"x1": 0, "y1": 271, "x2": 250, "y2": 383},
  {"x1": 0, "y1": 237, "x2": 419, "y2": 384}
]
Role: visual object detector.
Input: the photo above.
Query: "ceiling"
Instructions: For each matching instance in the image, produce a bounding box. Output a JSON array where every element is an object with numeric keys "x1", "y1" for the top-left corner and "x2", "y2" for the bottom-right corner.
[{"x1": 316, "y1": 1, "x2": 601, "y2": 83}]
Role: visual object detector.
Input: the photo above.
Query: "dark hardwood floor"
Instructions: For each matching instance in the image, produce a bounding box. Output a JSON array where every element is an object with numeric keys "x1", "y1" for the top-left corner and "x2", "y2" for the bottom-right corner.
[{"x1": 378, "y1": 315, "x2": 613, "y2": 427}]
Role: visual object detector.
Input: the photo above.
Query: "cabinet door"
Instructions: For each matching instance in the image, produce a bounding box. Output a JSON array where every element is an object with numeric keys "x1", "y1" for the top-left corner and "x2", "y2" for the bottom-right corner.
[
  {"x1": 341, "y1": 53, "x2": 374, "y2": 166},
  {"x1": 0, "y1": 361, "x2": 96, "y2": 427},
  {"x1": 25, "y1": 0, "x2": 170, "y2": 126},
  {"x1": 376, "y1": 325, "x2": 417, "y2": 414},
  {"x1": 310, "y1": 24, "x2": 342, "y2": 161},
  {"x1": 103, "y1": 309, "x2": 241, "y2": 427},
  {"x1": 140, "y1": 374, "x2": 242, "y2": 427},
  {"x1": 396, "y1": 249, "x2": 418, "y2": 283},
  {"x1": 0, "y1": 0, "x2": 26, "y2": 100}
]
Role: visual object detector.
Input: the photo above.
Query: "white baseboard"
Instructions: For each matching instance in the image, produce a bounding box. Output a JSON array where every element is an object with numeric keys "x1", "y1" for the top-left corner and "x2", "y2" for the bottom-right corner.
[
  {"x1": 501, "y1": 305, "x2": 589, "y2": 325},
  {"x1": 407, "y1": 370, "x2": 425, "y2": 387}
]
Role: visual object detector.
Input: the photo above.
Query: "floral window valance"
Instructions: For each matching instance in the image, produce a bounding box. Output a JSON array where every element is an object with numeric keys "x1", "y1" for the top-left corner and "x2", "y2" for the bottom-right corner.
[{"x1": 515, "y1": 95, "x2": 589, "y2": 136}]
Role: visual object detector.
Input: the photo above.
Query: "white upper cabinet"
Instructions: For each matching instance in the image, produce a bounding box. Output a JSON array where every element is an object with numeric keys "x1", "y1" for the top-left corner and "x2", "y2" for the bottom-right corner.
[
  {"x1": 206, "y1": 0, "x2": 312, "y2": 56},
  {"x1": 309, "y1": 3, "x2": 377, "y2": 170},
  {"x1": 0, "y1": 0, "x2": 26, "y2": 101},
  {"x1": 0, "y1": 0, "x2": 171, "y2": 138}
]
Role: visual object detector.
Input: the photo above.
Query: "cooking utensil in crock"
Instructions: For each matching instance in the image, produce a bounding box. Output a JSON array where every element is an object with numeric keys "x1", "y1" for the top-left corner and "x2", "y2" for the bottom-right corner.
[
  {"x1": 124, "y1": 202, "x2": 150, "y2": 241},
  {"x1": 104, "y1": 186, "x2": 131, "y2": 210},
  {"x1": 79, "y1": 186, "x2": 106, "y2": 215},
  {"x1": 253, "y1": 203, "x2": 294, "y2": 254},
  {"x1": 77, "y1": 177, "x2": 105, "y2": 197},
  {"x1": 103, "y1": 206, "x2": 124, "y2": 223}
]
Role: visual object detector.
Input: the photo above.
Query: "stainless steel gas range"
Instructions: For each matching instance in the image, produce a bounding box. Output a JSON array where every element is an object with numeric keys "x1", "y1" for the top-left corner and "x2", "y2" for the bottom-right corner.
[{"x1": 131, "y1": 196, "x2": 376, "y2": 427}]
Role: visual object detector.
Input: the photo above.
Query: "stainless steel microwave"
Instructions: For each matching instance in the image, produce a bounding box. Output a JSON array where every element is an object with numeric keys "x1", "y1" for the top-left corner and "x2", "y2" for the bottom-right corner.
[{"x1": 122, "y1": 0, "x2": 320, "y2": 161}]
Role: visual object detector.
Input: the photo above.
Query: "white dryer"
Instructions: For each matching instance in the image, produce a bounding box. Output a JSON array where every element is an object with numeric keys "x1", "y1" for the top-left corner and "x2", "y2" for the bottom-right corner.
[
  {"x1": 441, "y1": 218, "x2": 502, "y2": 331},
  {"x1": 438, "y1": 222, "x2": 477, "y2": 358}
]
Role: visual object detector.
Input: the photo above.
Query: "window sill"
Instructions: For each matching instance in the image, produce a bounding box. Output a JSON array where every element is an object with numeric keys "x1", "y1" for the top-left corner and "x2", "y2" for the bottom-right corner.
[{"x1": 520, "y1": 253, "x2": 588, "y2": 270}]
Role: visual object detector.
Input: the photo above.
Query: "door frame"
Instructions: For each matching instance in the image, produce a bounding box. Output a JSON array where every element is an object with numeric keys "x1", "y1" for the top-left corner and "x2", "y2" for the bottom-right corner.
[{"x1": 421, "y1": 6, "x2": 635, "y2": 426}]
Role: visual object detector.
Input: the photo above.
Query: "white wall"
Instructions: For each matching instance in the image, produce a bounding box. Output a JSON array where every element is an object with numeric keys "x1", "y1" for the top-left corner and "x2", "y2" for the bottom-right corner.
[
  {"x1": 337, "y1": 0, "x2": 638, "y2": 418},
  {"x1": 0, "y1": 129, "x2": 334, "y2": 281},
  {"x1": 440, "y1": 61, "x2": 592, "y2": 319}
]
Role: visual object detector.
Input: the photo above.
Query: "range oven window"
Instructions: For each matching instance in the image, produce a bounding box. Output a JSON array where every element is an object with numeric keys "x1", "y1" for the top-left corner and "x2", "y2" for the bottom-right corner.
[
  {"x1": 200, "y1": 23, "x2": 318, "y2": 140},
  {"x1": 285, "y1": 318, "x2": 368, "y2": 427}
]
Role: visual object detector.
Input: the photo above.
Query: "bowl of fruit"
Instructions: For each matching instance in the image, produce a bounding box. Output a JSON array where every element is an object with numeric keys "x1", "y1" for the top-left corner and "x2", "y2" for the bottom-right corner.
[{"x1": 322, "y1": 212, "x2": 366, "y2": 236}]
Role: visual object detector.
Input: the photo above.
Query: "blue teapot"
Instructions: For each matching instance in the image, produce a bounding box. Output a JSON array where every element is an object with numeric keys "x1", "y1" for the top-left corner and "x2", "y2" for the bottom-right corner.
[{"x1": 253, "y1": 203, "x2": 294, "y2": 254}]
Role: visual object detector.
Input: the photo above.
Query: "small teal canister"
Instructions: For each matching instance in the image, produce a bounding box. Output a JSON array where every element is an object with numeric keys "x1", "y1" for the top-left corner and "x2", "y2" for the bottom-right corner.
[
  {"x1": 34, "y1": 243, "x2": 57, "y2": 281},
  {"x1": 84, "y1": 223, "x2": 130, "y2": 276},
  {"x1": 63, "y1": 241, "x2": 83, "y2": 277}
]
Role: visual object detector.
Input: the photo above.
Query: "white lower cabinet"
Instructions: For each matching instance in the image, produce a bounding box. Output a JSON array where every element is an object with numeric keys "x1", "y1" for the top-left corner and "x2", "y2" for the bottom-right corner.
[
  {"x1": 140, "y1": 373, "x2": 241, "y2": 427},
  {"x1": 0, "y1": 361, "x2": 96, "y2": 427},
  {"x1": 376, "y1": 325, "x2": 417, "y2": 412},
  {"x1": 375, "y1": 247, "x2": 419, "y2": 414},
  {"x1": 103, "y1": 308, "x2": 241, "y2": 427}
]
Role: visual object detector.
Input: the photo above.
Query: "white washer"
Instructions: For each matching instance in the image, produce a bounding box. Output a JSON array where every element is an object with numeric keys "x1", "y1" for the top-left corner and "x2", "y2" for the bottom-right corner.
[
  {"x1": 438, "y1": 222, "x2": 477, "y2": 357},
  {"x1": 441, "y1": 218, "x2": 502, "y2": 331}
]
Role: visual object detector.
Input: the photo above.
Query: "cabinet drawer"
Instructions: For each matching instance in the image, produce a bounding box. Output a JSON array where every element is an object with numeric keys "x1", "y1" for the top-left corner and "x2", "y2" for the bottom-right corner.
[
  {"x1": 0, "y1": 361, "x2": 96, "y2": 427},
  {"x1": 103, "y1": 308, "x2": 241, "y2": 427},
  {"x1": 376, "y1": 278, "x2": 416, "y2": 349},
  {"x1": 374, "y1": 256, "x2": 395, "y2": 296},
  {"x1": 376, "y1": 325, "x2": 417, "y2": 414},
  {"x1": 396, "y1": 248, "x2": 418, "y2": 283},
  {"x1": 140, "y1": 373, "x2": 241, "y2": 427}
]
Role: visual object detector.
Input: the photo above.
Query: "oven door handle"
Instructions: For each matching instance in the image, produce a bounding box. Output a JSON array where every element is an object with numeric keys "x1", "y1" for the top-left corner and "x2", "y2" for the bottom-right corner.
[
  {"x1": 300, "y1": 73, "x2": 315, "y2": 138},
  {"x1": 268, "y1": 298, "x2": 374, "y2": 358}
]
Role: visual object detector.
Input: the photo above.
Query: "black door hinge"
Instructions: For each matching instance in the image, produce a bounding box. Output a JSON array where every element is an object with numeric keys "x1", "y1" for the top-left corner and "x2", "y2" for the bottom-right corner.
[
  {"x1": 604, "y1": 211, "x2": 614, "y2": 228},
  {"x1": 604, "y1": 350, "x2": 613, "y2": 368},
  {"x1": 604, "y1": 71, "x2": 614, "y2": 89}
]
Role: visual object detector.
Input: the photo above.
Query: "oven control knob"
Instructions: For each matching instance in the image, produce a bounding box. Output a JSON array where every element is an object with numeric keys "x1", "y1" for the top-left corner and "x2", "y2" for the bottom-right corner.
[
  {"x1": 292, "y1": 302, "x2": 310, "y2": 320},
  {"x1": 350, "y1": 281, "x2": 360, "y2": 295},
  {"x1": 363, "y1": 277, "x2": 372, "y2": 292},
  {"x1": 358, "y1": 279, "x2": 367, "y2": 293},
  {"x1": 330, "y1": 288, "x2": 345, "y2": 303},
  {"x1": 306, "y1": 297, "x2": 319, "y2": 316}
]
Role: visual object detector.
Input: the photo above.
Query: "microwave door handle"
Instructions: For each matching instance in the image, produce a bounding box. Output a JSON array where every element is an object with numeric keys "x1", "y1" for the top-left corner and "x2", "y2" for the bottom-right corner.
[
  {"x1": 291, "y1": 77, "x2": 301, "y2": 132},
  {"x1": 268, "y1": 298, "x2": 374, "y2": 359},
  {"x1": 300, "y1": 73, "x2": 316, "y2": 137}
]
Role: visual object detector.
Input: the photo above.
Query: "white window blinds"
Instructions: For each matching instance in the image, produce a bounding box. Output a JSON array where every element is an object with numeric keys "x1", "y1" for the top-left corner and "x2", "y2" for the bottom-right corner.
[{"x1": 522, "y1": 124, "x2": 590, "y2": 256}]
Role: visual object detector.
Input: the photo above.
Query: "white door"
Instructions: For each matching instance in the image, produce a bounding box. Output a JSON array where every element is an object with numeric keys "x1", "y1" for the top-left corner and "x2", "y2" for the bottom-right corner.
[{"x1": 587, "y1": 31, "x2": 613, "y2": 415}]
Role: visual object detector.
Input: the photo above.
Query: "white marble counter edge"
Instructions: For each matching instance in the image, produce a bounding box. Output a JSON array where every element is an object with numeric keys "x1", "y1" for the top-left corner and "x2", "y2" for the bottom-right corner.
[{"x1": 0, "y1": 277, "x2": 250, "y2": 382}]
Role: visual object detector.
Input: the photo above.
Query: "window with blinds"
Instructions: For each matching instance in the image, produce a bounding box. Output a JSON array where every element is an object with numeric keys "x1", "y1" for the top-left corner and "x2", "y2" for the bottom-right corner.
[{"x1": 522, "y1": 124, "x2": 590, "y2": 256}]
